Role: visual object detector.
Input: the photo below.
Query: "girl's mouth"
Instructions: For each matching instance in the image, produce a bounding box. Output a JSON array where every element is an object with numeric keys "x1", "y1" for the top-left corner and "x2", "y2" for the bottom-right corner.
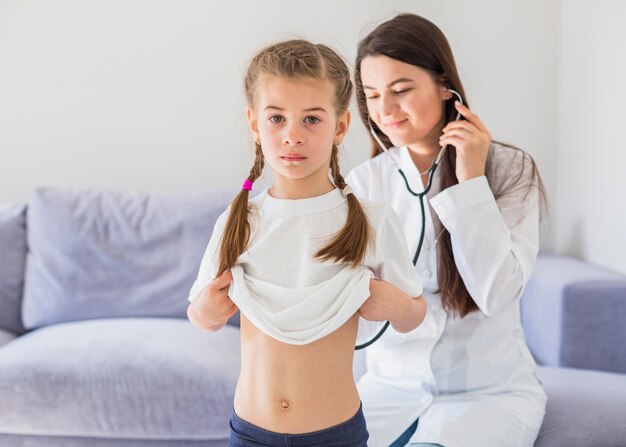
[{"x1": 281, "y1": 154, "x2": 307, "y2": 162}]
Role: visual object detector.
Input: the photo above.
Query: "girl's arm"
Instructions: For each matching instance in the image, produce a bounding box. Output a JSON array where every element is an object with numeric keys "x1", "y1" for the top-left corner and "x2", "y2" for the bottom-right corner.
[
  {"x1": 359, "y1": 279, "x2": 426, "y2": 333},
  {"x1": 361, "y1": 204, "x2": 426, "y2": 332},
  {"x1": 187, "y1": 208, "x2": 238, "y2": 331},
  {"x1": 187, "y1": 271, "x2": 238, "y2": 331}
]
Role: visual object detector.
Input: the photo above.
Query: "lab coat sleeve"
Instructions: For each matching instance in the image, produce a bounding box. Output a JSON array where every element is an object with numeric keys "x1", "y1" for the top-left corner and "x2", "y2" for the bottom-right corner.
[
  {"x1": 428, "y1": 163, "x2": 540, "y2": 316},
  {"x1": 187, "y1": 208, "x2": 230, "y2": 303}
]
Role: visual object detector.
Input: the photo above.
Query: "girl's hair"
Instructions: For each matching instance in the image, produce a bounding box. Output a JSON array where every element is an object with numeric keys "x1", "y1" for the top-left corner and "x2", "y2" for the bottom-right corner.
[
  {"x1": 355, "y1": 14, "x2": 547, "y2": 318},
  {"x1": 217, "y1": 40, "x2": 372, "y2": 277}
]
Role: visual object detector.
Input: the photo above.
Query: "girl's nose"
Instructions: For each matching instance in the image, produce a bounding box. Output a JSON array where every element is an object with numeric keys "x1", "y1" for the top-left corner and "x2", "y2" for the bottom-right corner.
[{"x1": 282, "y1": 126, "x2": 304, "y2": 146}]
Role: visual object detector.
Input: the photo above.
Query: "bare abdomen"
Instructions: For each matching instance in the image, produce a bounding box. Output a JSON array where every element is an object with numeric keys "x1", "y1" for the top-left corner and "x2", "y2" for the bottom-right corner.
[{"x1": 233, "y1": 313, "x2": 361, "y2": 434}]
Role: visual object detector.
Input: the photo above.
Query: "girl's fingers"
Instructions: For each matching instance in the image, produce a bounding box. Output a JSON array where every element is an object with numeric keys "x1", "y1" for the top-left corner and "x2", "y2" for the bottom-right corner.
[
  {"x1": 212, "y1": 271, "x2": 233, "y2": 290},
  {"x1": 228, "y1": 302, "x2": 239, "y2": 316}
]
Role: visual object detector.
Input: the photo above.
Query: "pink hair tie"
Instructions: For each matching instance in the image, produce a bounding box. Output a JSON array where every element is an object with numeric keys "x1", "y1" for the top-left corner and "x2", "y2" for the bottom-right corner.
[{"x1": 242, "y1": 179, "x2": 253, "y2": 191}]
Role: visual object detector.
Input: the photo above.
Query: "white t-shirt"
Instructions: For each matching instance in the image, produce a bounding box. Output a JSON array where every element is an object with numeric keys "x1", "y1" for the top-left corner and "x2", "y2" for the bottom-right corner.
[{"x1": 188, "y1": 187, "x2": 422, "y2": 345}]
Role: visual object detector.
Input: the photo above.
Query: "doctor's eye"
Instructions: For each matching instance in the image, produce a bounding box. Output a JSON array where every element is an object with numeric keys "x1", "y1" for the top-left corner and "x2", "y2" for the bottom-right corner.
[
  {"x1": 268, "y1": 115, "x2": 284, "y2": 124},
  {"x1": 393, "y1": 88, "x2": 412, "y2": 95}
]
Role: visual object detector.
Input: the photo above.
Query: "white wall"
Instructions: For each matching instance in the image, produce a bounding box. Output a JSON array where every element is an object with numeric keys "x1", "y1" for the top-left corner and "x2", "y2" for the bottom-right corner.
[
  {"x1": 12, "y1": 1, "x2": 626, "y2": 271},
  {"x1": 554, "y1": 0, "x2": 626, "y2": 274},
  {"x1": 0, "y1": 0, "x2": 396, "y2": 199},
  {"x1": 0, "y1": 0, "x2": 557, "y2": 201}
]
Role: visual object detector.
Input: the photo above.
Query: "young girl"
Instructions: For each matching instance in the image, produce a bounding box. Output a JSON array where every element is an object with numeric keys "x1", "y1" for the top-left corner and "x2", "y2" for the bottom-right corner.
[{"x1": 187, "y1": 40, "x2": 426, "y2": 447}]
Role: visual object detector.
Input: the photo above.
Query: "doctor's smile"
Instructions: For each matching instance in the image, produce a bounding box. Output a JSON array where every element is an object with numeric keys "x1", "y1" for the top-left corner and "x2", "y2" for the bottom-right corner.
[{"x1": 383, "y1": 119, "x2": 408, "y2": 129}]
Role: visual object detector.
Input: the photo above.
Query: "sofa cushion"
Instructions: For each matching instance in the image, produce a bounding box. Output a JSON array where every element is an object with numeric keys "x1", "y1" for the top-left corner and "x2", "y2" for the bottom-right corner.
[
  {"x1": 0, "y1": 318, "x2": 240, "y2": 440},
  {"x1": 0, "y1": 328, "x2": 16, "y2": 347},
  {"x1": 521, "y1": 254, "x2": 626, "y2": 373},
  {"x1": 22, "y1": 188, "x2": 233, "y2": 329},
  {"x1": 535, "y1": 366, "x2": 626, "y2": 447},
  {"x1": 0, "y1": 434, "x2": 226, "y2": 447},
  {"x1": 560, "y1": 280, "x2": 626, "y2": 373},
  {"x1": 0, "y1": 434, "x2": 227, "y2": 447},
  {"x1": 0, "y1": 204, "x2": 27, "y2": 334}
]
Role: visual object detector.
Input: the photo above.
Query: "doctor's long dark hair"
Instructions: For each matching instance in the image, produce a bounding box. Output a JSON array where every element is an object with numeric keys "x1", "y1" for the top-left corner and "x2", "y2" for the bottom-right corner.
[{"x1": 355, "y1": 14, "x2": 547, "y2": 317}]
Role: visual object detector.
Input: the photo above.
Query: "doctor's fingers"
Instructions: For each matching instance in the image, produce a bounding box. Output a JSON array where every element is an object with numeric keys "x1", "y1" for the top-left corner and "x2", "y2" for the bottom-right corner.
[
  {"x1": 442, "y1": 119, "x2": 478, "y2": 134},
  {"x1": 454, "y1": 102, "x2": 492, "y2": 137},
  {"x1": 440, "y1": 127, "x2": 474, "y2": 140},
  {"x1": 440, "y1": 126, "x2": 490, "y2": 147},
  {"x1": 439, "y1": 135, "x2": 470, "y2": 149}
]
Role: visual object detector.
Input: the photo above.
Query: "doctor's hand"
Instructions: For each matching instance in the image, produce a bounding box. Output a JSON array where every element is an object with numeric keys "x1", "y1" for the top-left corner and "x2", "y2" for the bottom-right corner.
[
  {"x1": 187, "y1": 271, "x2": 238, "y2": 332},
  {"x1": 439, "y1": 102, "x2": 492, "y2": 183},
  {"x1": 359, "y1": 279, "x2": 427, "y2": 334}
]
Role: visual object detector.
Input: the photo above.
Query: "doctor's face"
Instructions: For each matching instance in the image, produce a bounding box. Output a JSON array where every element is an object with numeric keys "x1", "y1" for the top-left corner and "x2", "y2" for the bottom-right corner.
[{"x1": 360, "y1": 55, "x2": 451, "y2": 150}]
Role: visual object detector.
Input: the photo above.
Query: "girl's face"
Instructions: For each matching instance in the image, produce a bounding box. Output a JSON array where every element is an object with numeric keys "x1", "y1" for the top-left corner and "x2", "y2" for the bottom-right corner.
[
  {"x1": 360, "y1": 55, "x2": 452, "y2": 150},
  {"x1": 247, "y1": 76, "x2": 349, "y2": 190}
]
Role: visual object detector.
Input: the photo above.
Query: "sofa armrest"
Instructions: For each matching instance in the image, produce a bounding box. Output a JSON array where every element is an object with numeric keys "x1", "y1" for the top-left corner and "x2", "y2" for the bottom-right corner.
[
  {"x1": 0, "y1": 204, "x2": 27, "y2": 335},
  {"x1": 521, "y1": 254, "x2": 626, "y2": 374}
]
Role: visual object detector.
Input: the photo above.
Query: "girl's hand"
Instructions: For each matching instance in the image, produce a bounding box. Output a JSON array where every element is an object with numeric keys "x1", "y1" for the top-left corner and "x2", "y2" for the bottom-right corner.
[
  {"x1": 439, "y1": 102, "x2": 492, "y2": 183},
  {"x1": 358, "y1": 279, "x2": 426, "y2": 333},
  {"x1": 188, "y1": 271, "x2": 238, "y2": 331}
]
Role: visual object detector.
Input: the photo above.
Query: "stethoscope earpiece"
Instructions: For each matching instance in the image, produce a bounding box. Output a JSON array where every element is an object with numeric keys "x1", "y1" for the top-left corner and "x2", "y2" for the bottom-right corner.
[{"x1": 446, "y1": 88, "x2": 463, "y2": 105}]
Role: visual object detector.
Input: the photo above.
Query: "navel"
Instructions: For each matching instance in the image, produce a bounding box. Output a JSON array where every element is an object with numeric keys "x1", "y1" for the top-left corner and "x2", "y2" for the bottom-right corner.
[{"x1": 280, "y1": 400, "x2": 290, "y2": 410}]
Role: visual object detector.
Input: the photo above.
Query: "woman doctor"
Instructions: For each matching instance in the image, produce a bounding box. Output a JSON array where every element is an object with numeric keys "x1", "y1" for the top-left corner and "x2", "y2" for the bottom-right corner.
[{"x1": 348, "y1": 14, "x2": 548, "y2": 447}]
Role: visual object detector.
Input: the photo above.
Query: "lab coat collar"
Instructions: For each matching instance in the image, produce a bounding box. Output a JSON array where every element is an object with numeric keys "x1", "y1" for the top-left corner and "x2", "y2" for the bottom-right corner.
[{"x1": 397, "y1": 146, "x2": 421, "y2": 177}]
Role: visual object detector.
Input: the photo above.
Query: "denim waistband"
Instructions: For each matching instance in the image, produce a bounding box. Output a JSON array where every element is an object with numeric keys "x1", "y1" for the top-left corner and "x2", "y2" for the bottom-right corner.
[{"x1": 229, "y1": 403, "x2": 369, "y2": 447}]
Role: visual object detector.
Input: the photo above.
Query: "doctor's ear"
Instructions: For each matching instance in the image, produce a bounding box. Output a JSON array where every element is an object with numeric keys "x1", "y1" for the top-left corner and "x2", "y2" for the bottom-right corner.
[
  {"x1": 440, "y1": 86, "x2": 453, "y2": 101},
  {"x1": 436, "y1": 74, "x2": 453, "y2": 100}
]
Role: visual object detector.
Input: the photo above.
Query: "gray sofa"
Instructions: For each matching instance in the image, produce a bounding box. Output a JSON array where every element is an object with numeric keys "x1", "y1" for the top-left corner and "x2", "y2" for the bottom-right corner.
[{"x1": 1, "y1": 188, "x2": 625, "y2": 447}]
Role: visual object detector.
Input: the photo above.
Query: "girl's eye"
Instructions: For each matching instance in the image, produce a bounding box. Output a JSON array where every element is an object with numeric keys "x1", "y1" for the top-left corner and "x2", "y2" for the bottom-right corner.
[
  {"x1": 366, "y1": 94, "x2": 380, "y2": 100},
  {"x1": 304, "y1": 116, "x2": 321, "y2": 125},
  {"x1": 268, "y1": 115, "x2": 284, "y2": 124}
]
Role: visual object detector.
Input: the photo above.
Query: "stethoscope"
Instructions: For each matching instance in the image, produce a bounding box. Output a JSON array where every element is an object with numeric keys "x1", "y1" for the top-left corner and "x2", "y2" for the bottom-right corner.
[{"x1": 355, "y1": 89, "x2": 463, "y2": 350}]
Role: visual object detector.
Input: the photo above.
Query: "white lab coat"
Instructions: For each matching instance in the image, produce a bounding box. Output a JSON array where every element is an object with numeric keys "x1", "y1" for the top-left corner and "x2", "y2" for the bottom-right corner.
[{"x1": 346, "y1": 143, "x2": 547, "y2": 447}]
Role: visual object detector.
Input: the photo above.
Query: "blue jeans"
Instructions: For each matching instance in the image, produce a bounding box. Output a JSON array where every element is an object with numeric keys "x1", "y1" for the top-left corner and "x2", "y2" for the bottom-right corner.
[
  {"x1": 229, "y1": 403, "x2": 369, "y2": 447},
  {"x1": 389, "y1": 418, "x2": 442, "y2": 447}
]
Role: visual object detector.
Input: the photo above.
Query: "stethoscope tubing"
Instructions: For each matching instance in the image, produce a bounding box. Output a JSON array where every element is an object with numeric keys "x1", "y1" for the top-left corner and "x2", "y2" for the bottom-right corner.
[{"x1": 354, "y1": 89, "x2": 463, "y2": 350}]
